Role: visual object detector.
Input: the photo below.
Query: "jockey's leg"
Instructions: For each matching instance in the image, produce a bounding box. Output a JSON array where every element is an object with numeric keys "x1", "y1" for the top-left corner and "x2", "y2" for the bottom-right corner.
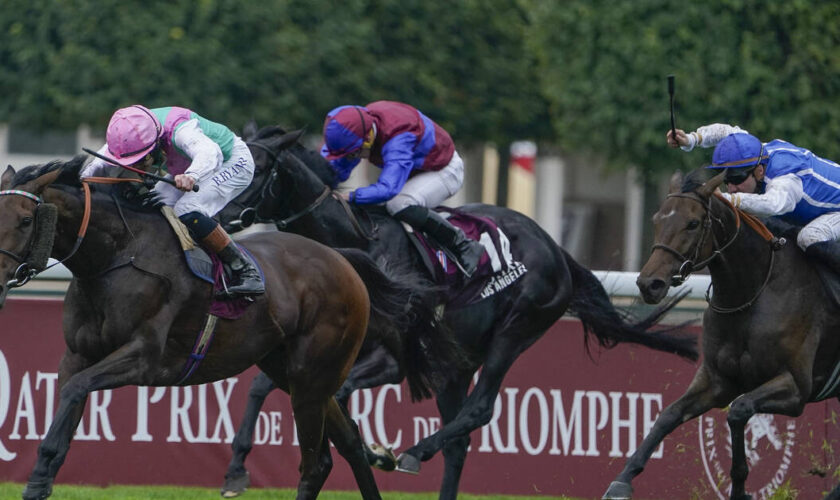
[
  {"x1": 393, "y1": 205, "x2": 484, "y2": 277},
  {"x1": 180, "y1": 211, "x2": 265, "y2": 298},
  {"x1": 799, "y1": 213, "x2": 840, "y2": 274},
  {"x1": 386, "y1": 152, "x2": 483, "y2": 277}
]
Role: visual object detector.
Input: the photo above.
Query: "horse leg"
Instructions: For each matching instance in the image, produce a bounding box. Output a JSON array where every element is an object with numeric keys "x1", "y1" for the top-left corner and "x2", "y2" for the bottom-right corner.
[
  {"x1": 334, "y1": 344, "x2": 403, "y2": 471},
  {"x1": 335, "y1": 343, "x2": 401, "y2": 406},
  {"x1": 726, "y1": 372, "x2": 805, "y2": 500},
  {"x1": 24, "y1": 341, "x2": 149, "y2": 500},
  {"x1": 325, "y1": 398, "x2": 382, "y2": 500},
  {"x1": 221, "y1": 371, "x2": 278, "y2": 498},
  {"x1": 434, "y1": 373, "x2": 473, "y2": 500},
  {"x1": 603, "y1": 366, "x2": 733, "y2": 499},
  {"x1": 397, "y1": 335, "x2": 523, "y2": 473}
]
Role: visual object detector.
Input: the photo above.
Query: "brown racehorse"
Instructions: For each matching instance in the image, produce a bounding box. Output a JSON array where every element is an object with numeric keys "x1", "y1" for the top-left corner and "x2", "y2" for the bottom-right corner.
[
  {"x1": 0, "y1": 156, "x2": 411, "y2": 500},
  {"x1": 603, "y1": 168, "x2": 840, "y2": 500}
]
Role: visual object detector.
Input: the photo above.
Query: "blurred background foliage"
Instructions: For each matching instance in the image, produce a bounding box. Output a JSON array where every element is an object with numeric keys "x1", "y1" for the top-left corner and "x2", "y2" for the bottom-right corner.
[{"x1": 2, "y1": 0, "x2": 840, "y2": 179}]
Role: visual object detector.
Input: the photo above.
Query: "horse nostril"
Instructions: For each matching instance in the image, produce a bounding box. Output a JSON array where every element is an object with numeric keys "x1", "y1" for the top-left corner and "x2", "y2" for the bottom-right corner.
[{"x1": 647, "y1": 279, "x2": 667, "y2": 293}]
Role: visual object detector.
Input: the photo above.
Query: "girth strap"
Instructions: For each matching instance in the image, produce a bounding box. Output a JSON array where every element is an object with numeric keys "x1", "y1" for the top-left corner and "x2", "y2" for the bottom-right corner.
[{"x1": 175, "y1": 313, "x2": 220, "y2": 385}]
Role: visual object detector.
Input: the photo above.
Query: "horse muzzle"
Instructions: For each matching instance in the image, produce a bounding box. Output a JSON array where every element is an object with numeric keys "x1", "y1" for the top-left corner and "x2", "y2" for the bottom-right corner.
[{"x1": 636, "y1": 274, "x2": 670, "y2": 304}]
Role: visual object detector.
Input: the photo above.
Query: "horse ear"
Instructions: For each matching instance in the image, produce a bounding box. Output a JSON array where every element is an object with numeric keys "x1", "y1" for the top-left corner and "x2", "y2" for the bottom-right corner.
[
  {"x1": 242, "y1": 119, "x2": 258, "y2": 141},
  {"x1": 24, "y1": 166, "x2": 62, "y2": 195},
  {"x1": 272, "y1": 129, "x2": 306, "y2": 151},
  {"x1": 1, "y1": 165, "x2": 14, "y2": 190},
  {"x1": 698, "y1": 170, "x2": 726, "y2": 197},
  {"x1": 668, "y1": 170, "x2": 684, "y2": 193}
]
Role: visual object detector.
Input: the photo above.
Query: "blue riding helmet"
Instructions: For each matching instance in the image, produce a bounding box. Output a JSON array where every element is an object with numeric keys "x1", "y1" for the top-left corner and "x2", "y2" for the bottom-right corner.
[{"x1": 707, "y1": 133, "x2": 768, "y2": 184}]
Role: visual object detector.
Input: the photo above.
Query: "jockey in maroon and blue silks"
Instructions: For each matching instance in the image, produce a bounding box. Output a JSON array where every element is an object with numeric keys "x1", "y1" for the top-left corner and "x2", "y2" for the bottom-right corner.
[
  {"x1": 81, "y1": 105, "x2": 264, "y2": 298},
  {"x1": 320, "y1": 101, "x2": 484, "y2": 277}
]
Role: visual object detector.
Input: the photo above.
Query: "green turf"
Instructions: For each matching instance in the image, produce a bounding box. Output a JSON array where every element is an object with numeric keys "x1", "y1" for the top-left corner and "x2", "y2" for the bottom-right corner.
[
  {"x1": 0, "y1": 481, "x2": 802, "y2": 499},
  {"x1": 0, "y1": 483, "x2": 581, "y2": 499}
]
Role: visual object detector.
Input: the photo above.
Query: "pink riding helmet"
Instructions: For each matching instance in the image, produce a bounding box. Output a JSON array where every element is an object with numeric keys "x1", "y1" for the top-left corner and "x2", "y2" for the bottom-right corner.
[{"x1": 103, "y1": 105, "x2": 163, "y2": 166}]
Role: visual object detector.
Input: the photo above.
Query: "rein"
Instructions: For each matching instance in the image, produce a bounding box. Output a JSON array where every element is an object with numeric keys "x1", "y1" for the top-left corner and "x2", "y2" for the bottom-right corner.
[
  {"x1": 1, "y1": 176, "x2": 143, "y2": 288},
  {"x1": 652, "y1": 190, "x2": 782, "y2": 314}
]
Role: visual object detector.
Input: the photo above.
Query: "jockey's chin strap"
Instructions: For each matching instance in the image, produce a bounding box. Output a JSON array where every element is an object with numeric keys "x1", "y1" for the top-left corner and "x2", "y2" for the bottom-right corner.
[{"x1": 1, "y1": 177, "x2": 142, "y2": 288}]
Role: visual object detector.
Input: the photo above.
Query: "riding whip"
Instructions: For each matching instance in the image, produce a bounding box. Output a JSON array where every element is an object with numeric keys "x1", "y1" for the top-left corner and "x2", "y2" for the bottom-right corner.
[
  {"x1": 82, "y1": 147, "x2": 199, "y2": 192},
  {"x1": 667, "y1": 75, "x2": 677, "y2": 143}
]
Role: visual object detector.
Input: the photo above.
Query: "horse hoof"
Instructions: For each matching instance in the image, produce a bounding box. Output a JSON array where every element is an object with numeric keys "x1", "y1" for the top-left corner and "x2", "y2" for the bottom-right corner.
[
  {"x1": 220, "y1": 470, "x2": 250, "y2": 498},
  {"x1": 395, "y1": 452, "x2": 421, "y2": 474},
  {"x1": 22, "y1": 480, "x2": 53, "y2": 500},
  {"x1": 368, "y1": 443, "x2": 397, "y2": 471},
  {"x1": 602, "y1": 481, "x2": 633, "y2": 499}
]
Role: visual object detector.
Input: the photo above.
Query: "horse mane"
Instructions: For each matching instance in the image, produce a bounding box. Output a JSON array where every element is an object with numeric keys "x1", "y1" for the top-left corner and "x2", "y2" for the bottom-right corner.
[
  {"x1": 252, "y1": 124, "x2": 339, "y2": 188},
  {"x1": 15, "y1": 155, "x2": 162, "y2": 213},
  {"x1": 11, "y1": 155, "x2": 85, "y2": 189},
  {"x1": 290, "y1": 144, "x2": 338, "y2": 188},
  {"x1": 681, "y1": 167, "x2": 715, "y2": 193}
]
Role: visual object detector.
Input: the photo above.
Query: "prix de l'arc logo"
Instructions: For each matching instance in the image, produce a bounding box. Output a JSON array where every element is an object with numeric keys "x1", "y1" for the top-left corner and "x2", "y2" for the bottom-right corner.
[{"x1": 698, "y1": 412, "x2": 796, "y2": 500}]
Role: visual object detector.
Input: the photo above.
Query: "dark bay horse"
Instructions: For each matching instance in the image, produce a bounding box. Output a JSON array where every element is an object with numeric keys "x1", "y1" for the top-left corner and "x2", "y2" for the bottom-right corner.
[
  {"x1": 602, "y1": 168, "x2": 840, "y2": 500},
  {"x1": 215, "y1": 126, "x2": 699, "y2": 500},
  {"x1": 0, "y1": 157, "x2": 418, "y2": 500}
]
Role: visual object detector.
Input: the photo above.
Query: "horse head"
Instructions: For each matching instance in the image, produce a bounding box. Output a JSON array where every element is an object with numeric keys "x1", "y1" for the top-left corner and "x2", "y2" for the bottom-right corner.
[
  {"x1": 0, "y1": 163, "x2": 63, "y2": 307},
  {"x1": 637, "y1": 168, "x2": 726, "y2": 304},
  {"x1": 221, "y1": 125, "x2": 335, "y2": 233}
]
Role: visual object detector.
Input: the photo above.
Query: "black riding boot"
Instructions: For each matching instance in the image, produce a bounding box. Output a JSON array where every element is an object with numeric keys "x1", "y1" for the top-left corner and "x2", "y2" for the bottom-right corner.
[
  {"x1": 805, "y1": 240, "x2": 840, "y2": 275},
  {"x1": 199, "y1": 225, "x2": 265, "y2": 299},
  {"x1": 395, "y1": 205, "x2": 484, "y2": 277},
  {"x1": 217, "y1": 244, "x2": 266, "y2": 298}
]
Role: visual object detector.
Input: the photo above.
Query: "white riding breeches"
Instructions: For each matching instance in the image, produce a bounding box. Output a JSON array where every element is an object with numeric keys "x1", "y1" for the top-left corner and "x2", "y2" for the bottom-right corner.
[
  {"x1": 385, "y1": 151, "x2": 465, "y2": 215},
  {"x1": 154, "y1": 137, "x2": 255, "y2": 218},
  {"x1": 796, "y1": 211, "x2": 840, "y2": 250}
]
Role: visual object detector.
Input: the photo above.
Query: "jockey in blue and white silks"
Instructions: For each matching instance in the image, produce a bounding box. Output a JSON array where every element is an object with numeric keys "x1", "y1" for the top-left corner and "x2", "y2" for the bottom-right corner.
[{"x1": 669, "y1": 123, "x2": 840, "y2": 251}]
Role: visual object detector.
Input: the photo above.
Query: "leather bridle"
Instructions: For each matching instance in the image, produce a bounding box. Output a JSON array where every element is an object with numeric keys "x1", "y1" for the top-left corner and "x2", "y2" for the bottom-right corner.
[
  {"x1": 650, "y1": 191, "x2": 781, "y2": 313},
  {"x1": 0, "y1": 177, "x2": 142, "y2": 288},
  {"x1": 245, "y1": 140, "x2": 377, "y2": 241}
]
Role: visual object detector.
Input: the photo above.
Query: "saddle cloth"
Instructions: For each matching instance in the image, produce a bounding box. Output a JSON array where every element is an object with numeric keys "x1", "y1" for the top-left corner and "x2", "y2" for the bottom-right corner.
[
  {"x1": 161, "y1": 206, "x2": 262, "y2": 320},
  {"x1": 408, "y1": 207, "x2": 527, "y2": 308}
]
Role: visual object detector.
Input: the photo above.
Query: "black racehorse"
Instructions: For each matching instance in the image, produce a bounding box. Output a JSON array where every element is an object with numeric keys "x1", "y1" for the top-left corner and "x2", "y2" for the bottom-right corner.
[
  {"x1": 214, "y1": 124, "x2": 699, "y2": 499},
  {"x1": 603, "y1": 168, "x2": 840, "y2": 500},
  {"x1": 0, "y1": 156, "x2": 431, "y2": 500}
]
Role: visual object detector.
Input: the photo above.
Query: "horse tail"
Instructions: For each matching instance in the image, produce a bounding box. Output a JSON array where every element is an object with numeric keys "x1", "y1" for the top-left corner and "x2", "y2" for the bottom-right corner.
[
  {"x1": 335, "y1": 248, "x2": 468, "y2": 401},
  {"x1": 564, "y1": 250, "x2": 698, "y2": 361}
]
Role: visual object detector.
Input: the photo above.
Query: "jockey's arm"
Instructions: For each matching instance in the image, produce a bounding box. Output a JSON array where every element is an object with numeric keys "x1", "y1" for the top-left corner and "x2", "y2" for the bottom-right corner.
[
  {"x1": 79, "y1": 144, "x2": 112, "y2": 178},
  {"x1": 351, "y1": 133, "x2": 415, "y2": 205},
  {"x1": 681, "y1": 123, "x2": 748, "y2": 152},
  {"x1": 722, "y1": 173, "x2": 802, "y2": 217},
  {"x1": 172, "y1": 119, "x2": 224, "y2": 182}
]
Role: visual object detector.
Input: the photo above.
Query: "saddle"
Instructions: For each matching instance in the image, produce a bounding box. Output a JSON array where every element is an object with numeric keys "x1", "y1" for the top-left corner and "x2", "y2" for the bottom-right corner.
[
  {"x1": 404, "y1": 207, "x2": 528, "y2": 308},
  {"x1": 161, "y1": 206, "x2": 262, "y2": 320},
  {"x1": 763, "y1": 217, "x2": 840, "y2": 309}
]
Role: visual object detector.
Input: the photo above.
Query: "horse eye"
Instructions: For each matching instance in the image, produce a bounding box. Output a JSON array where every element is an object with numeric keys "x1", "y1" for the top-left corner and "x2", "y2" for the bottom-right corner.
[
  {"x1": 687, "y1": 220, "x2": 700, "y2": 230},
  {"x1": 20, "y1": 216, "x2": 33, "y2": 227}
]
